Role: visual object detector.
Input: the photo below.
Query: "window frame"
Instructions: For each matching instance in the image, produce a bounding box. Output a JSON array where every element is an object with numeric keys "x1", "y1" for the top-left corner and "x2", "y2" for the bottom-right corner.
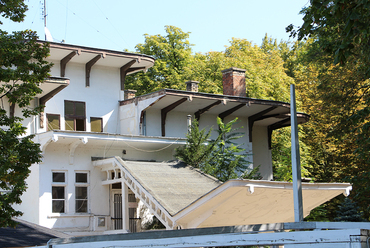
[
  {"x1": 75, "y1": 171, "x2": 89, "y2": 213},
  {"x1": 64, "y1": 100, "x2": 86, "y2": 131},
  {"x1": 51, "y1": 171, "x2": 67, "y2": 214}
]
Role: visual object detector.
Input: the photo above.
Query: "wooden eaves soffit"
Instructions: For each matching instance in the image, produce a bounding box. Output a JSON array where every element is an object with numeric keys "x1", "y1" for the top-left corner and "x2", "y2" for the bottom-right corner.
[
  {"x1": 194, "y1": 100, "x2": 222, "y2": 121},
  {"x1": 42, "y1": 41, "x2": 155, "y2": 88},
  {"x1": 86, "y1": 54, "x2": 105, "y2": 87},
  {"x1": 39, "y1": 77, "x2": 70, "y2": 128},
  {"x1": 60, "y1": 50, "x2": 81, "y2": 77},
  {"x1": 143, "y1": 90, "x2": 309, "y2": 143},
  {"x1": 120, "y1": 59, "x2": 147, "y2": 91},
  {"x1": 161, "y1": 97, "x2": 188, "y2": 136}
]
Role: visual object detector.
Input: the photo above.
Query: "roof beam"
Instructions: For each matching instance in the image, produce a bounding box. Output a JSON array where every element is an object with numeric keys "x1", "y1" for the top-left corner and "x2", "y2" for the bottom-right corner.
[
  {"x1": 248, "y1": 107, "x2": 277, "y2": 142},
  {"x1": 39, "y1": 78, "x2": 70, "y2": 128},
  {"x1": 161, "y1": 98, "x2": 187, "y2": 136},
  {"x1": 60, "y1": 50, "x2": 80, "y2": 77},
  {"x1": 267, "y1": 117, "x2": 290, "y2": 149},
  {"x1": 120, "y1": 59, "x2": 136, "y2": 91},
  {"x1": 218, "y1": 104, "x2": 245, "y2": 121},
  {"x1": 127, "y1": 66, "x2": 146, "y2": 74},
  {"x1": 86, "y1": 54, "x2": 105, "y2": 87},
  {"x1": 194, "y1": 100, "x2": 222, "y2": 122}
]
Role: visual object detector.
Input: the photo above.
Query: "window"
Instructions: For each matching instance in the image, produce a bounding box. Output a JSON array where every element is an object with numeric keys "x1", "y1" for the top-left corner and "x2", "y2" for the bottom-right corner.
[
  {"x1": 52, "y1": 172, "x2": 66, "y2": 213},
  {"x1": 75, "y1": 172, "x2": 89, "y2": 213},
  {"x1": 64, "y1": 101, "x2": 86, "y2": 131},
  {"x1": 47, "y1": 114, "x2": 60, "y2": 131},
  {"x1": 90, "y1": 117, "x2": 103, "y2": 132}
]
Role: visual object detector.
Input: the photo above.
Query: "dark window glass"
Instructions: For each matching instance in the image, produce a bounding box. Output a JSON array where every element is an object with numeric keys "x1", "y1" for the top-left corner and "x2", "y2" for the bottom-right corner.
[
  {"x1": 112, "y1": 183, "x2": 122, "y2": 189},
  {"x1": 75, "y1": 119, "x2": 85, "y2": 131},
  {"x1": 52, "y1": 186, "x2": 65, "y2": 213},
  {"x1": 75, "y1": 186, "x2": 88, "y2": 213},
  {"x1": 75, "y1": 102, "x2": 85, "y2": 116},
  {"x1": 76, "y1": 200, "x2": 88, "y2": 213},
  {"x1": 52, "y1": 200, "x2": 65, "y2": 213},
  {"x1": 65, "y1": 101, "x2": 74, "y2": 116},
  {"x1": 76, "y1": 187, "x2": 87, "y2": 199},
  {"x1": 47, "y1": 114, "x2": 60, "y2": 131},
  {"x1": 76, "y1": 173, "x2": 88, "y2": 183},
  {"x1": 91, "y1": 117, "x2": 103, "y2": 132},
  {"x1": 64, "y1": 101, "x2": 86, "y2": 131},
  {"x1": 52, "y1": 172, "x2": 65, "y2": 183},
  {"x1": 52, "y1": 186, "x2": 65, "y2": 199}
]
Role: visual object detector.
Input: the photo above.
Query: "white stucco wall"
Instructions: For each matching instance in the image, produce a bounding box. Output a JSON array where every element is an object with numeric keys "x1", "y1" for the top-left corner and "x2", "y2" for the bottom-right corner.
[
  {"x1": 252, "y1": 125, "x2": 273, "y2": 180},
  {"x1": 15, "y1": 163, "x2": 40, "y2": 224},
  {"x1": 119, "y1": 96, "x2": 163, "y2": 136},
  {"x1": 41, "y1": 61, "x2": 121, "y2": 134},
  {"x1": 17, "y1": 138, "x2": 176, "y2": 231},
  {"x1": 37, "y1": 144, "x2": 111, "y2": 230}
]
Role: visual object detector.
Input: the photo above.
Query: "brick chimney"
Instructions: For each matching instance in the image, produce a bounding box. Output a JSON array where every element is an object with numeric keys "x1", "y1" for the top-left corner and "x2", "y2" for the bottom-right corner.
[
  {"x1": 186, "y1": 81, "x2": 199, "y2": 92},
  {"x1": 221, "y1": 67, "x2": 246, "y2": 97}
]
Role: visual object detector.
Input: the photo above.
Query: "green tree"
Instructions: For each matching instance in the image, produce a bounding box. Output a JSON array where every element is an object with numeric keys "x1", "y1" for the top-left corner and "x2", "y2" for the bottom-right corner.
[
  {"x1": 176, "y1": 117, "x2": 252, "y2": 182},
  {"x1": 287, "y1": 1, "x2": 370, "y2": 218},
  {"x1": 203, "y1": 117, "x2": 250, "y2": 182},
  {"x1": 0, "y1": 1, "x2": 52, "y2": 227},
  {"x1": 125, "y1": 25, "x2": 192, "y2": 95},
  {"x1": 334, "y1": 197, "x2": 366, "y2": 222},
  {"x1": 174, "y1": 118, "x2": 213, "y2": 169}
]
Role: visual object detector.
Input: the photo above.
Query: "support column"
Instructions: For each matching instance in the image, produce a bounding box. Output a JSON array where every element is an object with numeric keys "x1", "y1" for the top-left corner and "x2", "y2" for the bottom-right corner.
[{"x1": 121, "y1": 181, "x2": 129, "y2": 231}]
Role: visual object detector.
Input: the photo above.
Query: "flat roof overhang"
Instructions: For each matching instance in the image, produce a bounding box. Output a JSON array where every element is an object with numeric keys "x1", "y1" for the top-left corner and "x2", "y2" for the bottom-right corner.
[
  {"x1": 173, "y1": 180, "x2": 352, "y2": 228},
  {"x1": 41, "y1": 41, "x2": 155, "y2": 75},
  {"x1": 36, "y1": 130, "x2": 186, "y2": 153},
  {"x1": 122, "y1": 89, "x2": 310, "y2": 127},
  {"x1": 121, "y1": 89, "x2": 310, "y2": 145}
]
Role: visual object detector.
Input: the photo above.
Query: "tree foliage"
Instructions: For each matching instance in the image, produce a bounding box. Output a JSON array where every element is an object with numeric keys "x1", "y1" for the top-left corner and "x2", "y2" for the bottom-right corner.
[
  {"x1": 0, "y1": 0, "x2": 52, "y2": 227},
  {"x1": 125, "y1": 25, "x2": 192, "y2": 95},
  {"x1": 334, "y1": 197, "x2": 366, "y2": 222},
  {"x1": 288, "y1": 0, "x2": 370, "y2": 69},
  {"x1": 285, "y1": 1, "x2": 370, "y2": 220},
  {"x1": 174, "y1": 118, "x2": 213, "y2": 169}
]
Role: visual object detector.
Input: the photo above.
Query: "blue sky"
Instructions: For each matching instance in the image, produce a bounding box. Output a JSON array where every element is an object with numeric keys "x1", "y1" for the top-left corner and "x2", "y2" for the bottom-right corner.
[{"x1": 1, "y1": 0, "x2": 309, "y2": 53}]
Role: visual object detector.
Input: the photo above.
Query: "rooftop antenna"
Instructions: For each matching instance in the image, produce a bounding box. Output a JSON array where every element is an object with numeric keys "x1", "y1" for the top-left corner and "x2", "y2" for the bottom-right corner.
[
  {"x1": 43, "y1": 0, "x2": 53, "y2": 41},
  {"x1": 44, "y1": 0, "x2": 46, "y2": 40}
]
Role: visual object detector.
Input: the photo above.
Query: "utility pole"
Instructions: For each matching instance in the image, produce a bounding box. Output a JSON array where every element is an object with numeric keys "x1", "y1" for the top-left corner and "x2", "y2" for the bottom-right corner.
[{"x1": 290, "y1": 84, "x2": 303, "y2": 222}]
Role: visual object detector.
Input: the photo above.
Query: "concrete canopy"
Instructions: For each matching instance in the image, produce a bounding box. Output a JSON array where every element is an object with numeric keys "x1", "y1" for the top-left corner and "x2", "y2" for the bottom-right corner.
[
  {"x1": 173, "y1": 180, "x2": 352, "y2": 228},
  {"x1": 95, "y1": 157, "x2": 351, "y2": 229}
]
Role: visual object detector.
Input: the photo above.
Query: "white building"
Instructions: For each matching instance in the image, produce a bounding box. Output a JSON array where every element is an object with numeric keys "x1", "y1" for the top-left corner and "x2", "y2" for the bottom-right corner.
[{"x1": 7, "y1": 41, "x2": 350, "y2": 236}]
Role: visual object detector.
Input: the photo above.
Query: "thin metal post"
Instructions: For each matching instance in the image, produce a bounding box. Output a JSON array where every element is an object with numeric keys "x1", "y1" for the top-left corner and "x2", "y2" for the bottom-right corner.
[
  {"x1": 290, "y1": 84, "x2": 303, "y2": 222},
  {"x1": 187, "y1": 115, "x2": 192, "y2": 134}
]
